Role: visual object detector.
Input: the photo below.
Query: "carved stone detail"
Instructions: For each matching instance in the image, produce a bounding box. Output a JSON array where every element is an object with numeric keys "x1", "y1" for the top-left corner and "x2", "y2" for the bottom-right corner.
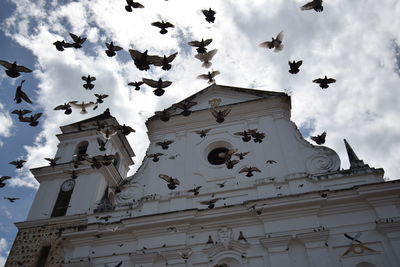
[{"x1": 306, "y1": 147, "x2": 340, "y2": 174}]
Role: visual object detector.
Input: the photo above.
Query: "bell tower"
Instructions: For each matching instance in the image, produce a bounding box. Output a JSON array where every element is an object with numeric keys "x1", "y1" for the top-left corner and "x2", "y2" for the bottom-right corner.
[{"x1": 26, "y1": 109, "x2": 135, "y2": 220}]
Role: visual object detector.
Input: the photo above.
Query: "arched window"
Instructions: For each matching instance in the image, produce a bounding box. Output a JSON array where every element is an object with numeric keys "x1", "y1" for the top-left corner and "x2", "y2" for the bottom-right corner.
[
  {"x1": 51, "y1": 179, "x2": 75, "y2": 217},
  {"x1": 75, "y1": 141, "x2": 88, "y2": 155}
]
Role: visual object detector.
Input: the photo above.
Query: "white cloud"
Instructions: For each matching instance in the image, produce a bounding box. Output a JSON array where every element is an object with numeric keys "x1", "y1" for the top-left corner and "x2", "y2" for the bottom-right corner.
[
  {"x1": 0, "y1": 237, "x2": 8, "y2": 267},
  {"x1": 1, "y1": 0, "x2": 400, "y2": 189},
  {"x1": 0, "y1": 103, "x2": 13, "y2": 146}
]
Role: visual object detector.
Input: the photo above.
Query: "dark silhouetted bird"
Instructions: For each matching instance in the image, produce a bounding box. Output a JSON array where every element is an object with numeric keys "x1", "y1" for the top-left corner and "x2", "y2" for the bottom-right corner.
[
  {"x1": 188, "y1": 186, "x2": 202, "y2": 195},
  {"x1": 238, "y1": 231, "x2": 247, "y2": 242},
  {"x1": 105, "y1": 42, "x2": 123, "y2": 57},
  {"x1": 197, "y1": 70, "x2": 220, "y2": 84},
  {"x1": 129, "y1": 49, "x2": 162, "y2": 71},
  {"x1": 11, "y1": 109, "x2": 32, "y2": 121},
  {"x1": 202, "y1": 8, "x2": 216, "y2": 23},
  {"x1": 54, "y1": 103, "x2": 73, "y2": 115},
  {"x1": 99, "y1": 125, "x2": 119, "y2": 139},
  {"x1": 313, "y1": 76, "x2": 336, "y2": 89},
  {"x1": 200, "y1": 198, "x2": 222, "y2": 209},
  {"x1": 97, "y1": 138, "x2": 108, "y2": 151},
  {"x1": 173, "y1": 101, "x2": 197, "y2": 116},
  {"x1": 159, "y1": 174, "x2": 180, "y2": 190},
  {"x1": 69, "y1": 101, "x2": 96, "y2": 114},
  {"x1": 206, "y1": 235, "x2": 214, "y2": 245},
  {"x1": 53, "y1": 40, "x2": 73, "y2": 51},
  {"x1": 82, "y1": 75, "x2": 96, "y2": 90},
  {"x1": 194, "y1": 129, "x2": 211, "y2": 138},
  {"x1": 14, "y1": 80, "x2": 32, "y2": 104},
  {"x1": 0, "y1": 60, "x2": 32, "y2": 78},
  {"x1": 195, "y1": 49, "x2": 217, "y2": 68},
  {"x1": 235, "y1": 152, "x2": 249, "y2": 160},
  {"x1": 301, "y1": 0, "x2": 323, "y2": 12},
  {"x1": 4, "y1": 197, "x2": 20, "y2": 203},
  {"x1": 68, "y1": 33, "x2": 86, "y2": 48},
  {"x1": 259, "y1": 31, "x2": 284, "y2": 52},
  {"x1": 156, "y1": 140, "x2": 174, "y2": 150},
  {"x1": 125, "y1": 0, "x2": 144, "y2": 11},
  {"x1": 128, "y1": 81, "x2": 144, "y2": 91},
  {"x1": 118, "y1": 124, "x2": 135, "y2": 136},
  {"x1": 216, "y1": 181, "x2": 226, "y2": 188},
  {"x1": 225, "y1": 159, "x2": 239, "y2": 169},
  {"x1": 234, "y1": 129, "x2": 256, "y2": 142},
  {"x1": 44, "y1": 157, "x2": 61, "y2": 166},
  {"x1": 311, "y1": 131, "x2": 326, "y2": 145},
  {"x1": 211, "y1": 107, "x2": 231, "y2": 123},
  {"x1": 239, "y1": 167, "x2": 261, "y2": 177},
  {"x1": 151, "y1": 20, "x2": 175, "y2": 34},
  {"x1": 94, "y1": 94, "x2": 108, "y2": 104},
  {"x1": 92, "y1": 154, "x2": 116, "y2": 166},
  {"x1": 0, "y1": 176, "x2": 12, "y2": 188},
  {"x1": 288, "y1": 60, "x2": 303, "y2": 74},
  {"x1": 148, "y1": 153, "x2": 164, "y2": 162},
  {"x1": 153, "y1": 52, "x2": 178, "y2": 71},
  {"x1": 250, "y1": 130, "x2": 266, "y2": 143},
  {"x1": 155, "y1": 109, "x2": 173, "y2": 122},
  {"x1": 188, "y1": 38, "x2": 213, "y2": 54},
  {"x1": 20, "y1": 113, "x2": 42, "y2": 126},
  {"x1": 142, "y1": 78, "x2": 172, "y2": 96},
  {"x1": 266, "y1": 160, "x2": 277, "y2": 164},
  {"x1": 84, "y1": 155, "x2": 103, "y2": 169}
]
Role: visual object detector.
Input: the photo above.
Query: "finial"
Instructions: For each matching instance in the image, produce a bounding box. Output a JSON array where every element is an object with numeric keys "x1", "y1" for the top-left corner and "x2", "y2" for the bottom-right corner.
[
  {"x1": 343, "y1": 139, "x2": 368, "y2": 169},
  {"x1": 104, "y1": 108, "x2": 111, "y2": 115}
]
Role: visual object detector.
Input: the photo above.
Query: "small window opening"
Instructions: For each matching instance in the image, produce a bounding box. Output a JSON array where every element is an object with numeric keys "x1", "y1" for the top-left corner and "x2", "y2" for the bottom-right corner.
[{"x1": 208, "y1": 147, "x2": 229, "y2": 165}]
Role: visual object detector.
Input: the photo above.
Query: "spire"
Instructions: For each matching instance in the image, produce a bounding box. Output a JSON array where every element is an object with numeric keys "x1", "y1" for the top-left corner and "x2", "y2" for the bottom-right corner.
[{"x1": 343, "y1": 139, "x2": 368, "y2": 169}]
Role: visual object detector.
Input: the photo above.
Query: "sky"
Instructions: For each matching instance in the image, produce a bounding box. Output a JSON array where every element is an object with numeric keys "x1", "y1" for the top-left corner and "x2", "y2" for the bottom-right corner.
[{"x1": 0, "y1": 0, "x2": 400, "y2": 264}]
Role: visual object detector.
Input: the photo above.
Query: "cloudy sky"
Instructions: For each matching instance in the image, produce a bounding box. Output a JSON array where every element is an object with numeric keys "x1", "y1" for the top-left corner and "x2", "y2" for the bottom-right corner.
[{"x1": 0, "y1": 0, "x2": 399, "y2": 263}]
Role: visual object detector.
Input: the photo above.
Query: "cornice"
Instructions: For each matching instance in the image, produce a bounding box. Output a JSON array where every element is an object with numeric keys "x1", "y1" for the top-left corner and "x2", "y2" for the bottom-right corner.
[
  {"x1": 14, "y1": 214, "x2": 87, "y2": 229},
  {"x1": 260, "y1": 228, "x2": 329, "y2": 249}
]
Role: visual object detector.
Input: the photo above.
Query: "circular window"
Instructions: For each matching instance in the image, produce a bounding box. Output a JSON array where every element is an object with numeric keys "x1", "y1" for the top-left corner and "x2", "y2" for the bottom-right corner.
[{"x1": 208, "y1": 147, "x2": 229, "y2": 165}]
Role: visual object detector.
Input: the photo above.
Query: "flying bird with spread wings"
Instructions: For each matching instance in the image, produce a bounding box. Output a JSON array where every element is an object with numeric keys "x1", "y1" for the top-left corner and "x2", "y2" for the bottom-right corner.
[
  {"x1": 20, "y1": 113, "x2": 42, "y2": 127},
  {"x1": 0, "y1": 176, "x2": 12, "y2": 188},
  {"x1": 234, "y1": 152, "x2": 249, "y2": 160},
  {"x1": 54, "y1": 103, "x2": 73, "y2": 115},
  {"x1": 200, "y1": 198, "x2": 222, "y2": 209},
  {"x1": 194, "y1": 129, "x2": 211, "y2": 138},
  {"x1": 4, "y1": 197, "x2": 20, "y2": 203},
  {"x1": 9, "y1": 160, "x2": 26, "y2": 169},
  {"x1": 313, "y1": 76, "x2": 336, "y2": 89},
  {"x1": 44, "y1": 157, "x2": 61, "y2": 166},
  {"x1": 118, "y1": 124, "x2": 135, "y2": 136},
  {"x1": 153, "y1": 52, "x2": 178, "y2": 71},
  {"x1": 99, "y1": 125, "x2": 119, "y2": 139},
  {"x1": 97, "y1": 138, "x2": 108, "y2": 151},
  {"x1": 311, "y1": 131, "x2": 326, "y2": 145},
  {"x1": 173, "y1": 101, "x2": 197, "y2": 116},
  {"x1": 288, "y1": 60, "x2": 303, "y2": 74},
  {"x1": 250, "y1": 130, "x2": 266, "y2": 143},
  {"x1": 259, "y1": 31, "x2": 284, "y2": 52},
  {"x1": 202, "y1": 8, "x2": 216, "y2": 23},
  {"x1": 197, "y1": 70, "x2": 220, "y2": 84},
  {"x1": 0, "y1": 60, "x2": 32, "y2": 78},
  {"x1": 142, "y1": 78, "x2": 172, "y2": 96},
  {"x1": 156, "y1": 140, "x2": 174, "y2": 150},
  {"x1": 151, "y1": 20, "x2": 175, "y2": 34},
  {"x1": 188, "y1": 38, "x2": 213, "y2": 54},
  {"x1": 159, "y1": 174, "x2": 180, "y2": 190},
  {"x1": 155, "y1": 109, "x2": 173, "y2": 122},
  {"x1": 234, "y1": 129, "x2": 256, "y2": 142},
  {"x1": 195, "y1": 49, "x2": 218, "y2": 68},
  {"x1": 69, "y1": 101, "x2": 96, "y2": 114},
  {"x1": 82, "y1": 75, "x2": 96, "y2": 90},
  {"x1": 129, "y1": 49, "x2": 162, "y2": 71},
  {"x1": 68, "y1": 33, "x2": 87, "y2": 48},
  {"x1": 211, "y1": 107, "x2": 231, "y2": 123},
  {"x1": 53, "y1": 40, "x2": 73, "y2": 51},
  {"x1": 301, "y1": 0, "x2": 323, "y2": 12},
  {"x1": 125, "y1": 0, "x2": 144, "y2": 12},
  {"x1": 94, "y1": 94, "x2": 108, "y2": 104},
  {"x1": 128, "y1": 81, "x2": 144, "y2": 91},
  {"x1": 239, "y1": 166, "x2": 262, "y2": 177},
  {"x1": 188, "y1": 186, "x2": 202, "y2": 196},
  {"x1": 14, "y1": 80, "x2": 32, "y2": 104},
  {"x1": 105, "y1": 42, "x2": 123, "y2": 57},
  {"x1": 148, "y1": 153, "x2": 164, "y2": 162},
  {"x1": 11, "y1": 109, "x2": 31, "y2": 121}
]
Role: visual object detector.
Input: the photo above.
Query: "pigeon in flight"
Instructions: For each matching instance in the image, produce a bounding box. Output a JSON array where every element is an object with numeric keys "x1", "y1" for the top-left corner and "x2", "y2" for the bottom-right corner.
[
  {"x1": 99, "y1": 125, "x2": 119, "y2": 139},
  {"x1": 94, "y1": 94, "x2": 108, "y2": 104},
  {"x1": 14, "y1": 80, "x2": 32, "y2": 104},
  {"x1": 239, "y1": 166, "x2": 261, "y2": 177},
  {"x1": 202, "y1": 8, "x2": 216, "y2": 23},
  {"x1": 238, "y1": 231, "x2": 247, "y2": 242},
  {"x1": 156, "y1": 140, "x2": 174, "y2": 150},
  {"x1": 195, "y1": 49, "x2": 218, "y2": 68},
  {"x1": 11, "y1": 109, "x2": 32, "y2": 121},
  {"x1": 148, "y1": 153, "x2": 164, "y2": 162},
  {"x1": 250, "y1": 130, "x2": 266, "y2": 143},
  {"x1": 53, "y1": 40, "x2": 73, "y2": 51},
  {"x1": 105, "y1": 42, "x2": 123, "y2": 57},
  {"x1": 216, "y1": 181, "x2": 226, "y2": 188},
  {"x1": 159, "y1": 174, "x2": 180, "y2": 190},
  {"x1": 288, "y1": 60, "x2": 303, "y2": 74},
  {"x1": 153, "y1": 52, "x2": 178, "y2": 71},
  {"x1": 225, "y1": 159, "x2": 240, "y2": 169},
  {"x1": 173, "y1": 101, "x2": 197, "y2": 116},
  {"x1": 234, "y1": 152, "x2": 249, "y2": 160},
  {"x1": 266, "y1": 160, "x2": 277, "y2": 164},
  {"x1": 129, "y1": 49, "x2": 162, "y2": 71},
  {"x1": 54, "y1": 103, "x2": 73, "y2": 115},
  {"x1": 259, "y1": 31, "x2": 284, "y2": 52},
  {"x1": 301, "y1": 0, "x2": 323, "y2": 12},
  {"x1": 0, "y1": 60, "x2": 32, "y2": 78},
  {"x1": 155, "y1": 109, "x2": 173, "y2": 122},
  {"x1": 44, "y1": 157, "x2": 61, "y2": 166},
  {"x1": 0, "y1": 176, "x2": 12, "y2": 188},
  {"x1": 188, "y1": 38, "x2": 213, "y2": 54},
  {"x1": 118, "y1": 124, "x2": 135, "y2": 136},
  {"x1": 69, "y1": 101, "x2": 96, "y2": 114},
  {"x1": 151, "y1": 20, "x2": 175, "y2": 34},
  {"x1": 234, "y1": 129, "x2": 256, "y2": 142},
  {"x1": 200, "y1": 198, "x2": 222, "y2": 209},
  {"x1": 142, "y1": 78, "x2": 172, "y2": 96},
  {"x1": 97, "y1": 138, "x2": 108, "y2": 151},
  {"x1": 197, "y1": 70, "x2": 220, "y2": 84},
  {"x1": 311, "y1": 131, "x2": 326, "y2": 145},
  {"x1": 20, "y1": 113, "x2": 42, "y2": 126},
  {"x1": 68, "y1": 33, "x2": 87, "y2": 48},
  {"x1": 9, "y1": 159, "x2": 26, "y2": 169},
  {"x1": 125, "y1": 0, "x2": 144, "y2": 12},
  {"x1": 194, "y1": 129, "x2": 211, "y2": 138},
  {"x1": 4, "y1": 197, "x2": 20, "y2": 203},
  {"x1": 211, "y1": 107, "x2": 231, "y2": 123},
  {"x1": 313, "y1": 76, "x2": 336, "y2": 89},
  {"x1": 82, "y1": 75, "x2": 96, "y2": 90},
  {"x1": 188, "y1": 186, "x2": 202, "y2": 195},
  {"x1": 128, "y1": 81, "x2": 144, "y2": 91}
]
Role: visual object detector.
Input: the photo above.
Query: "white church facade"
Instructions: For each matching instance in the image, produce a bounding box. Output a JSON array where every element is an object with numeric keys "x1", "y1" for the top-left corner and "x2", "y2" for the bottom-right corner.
[{"x1": 6, "y1": 84, "x2": 400, "y2": 267}]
